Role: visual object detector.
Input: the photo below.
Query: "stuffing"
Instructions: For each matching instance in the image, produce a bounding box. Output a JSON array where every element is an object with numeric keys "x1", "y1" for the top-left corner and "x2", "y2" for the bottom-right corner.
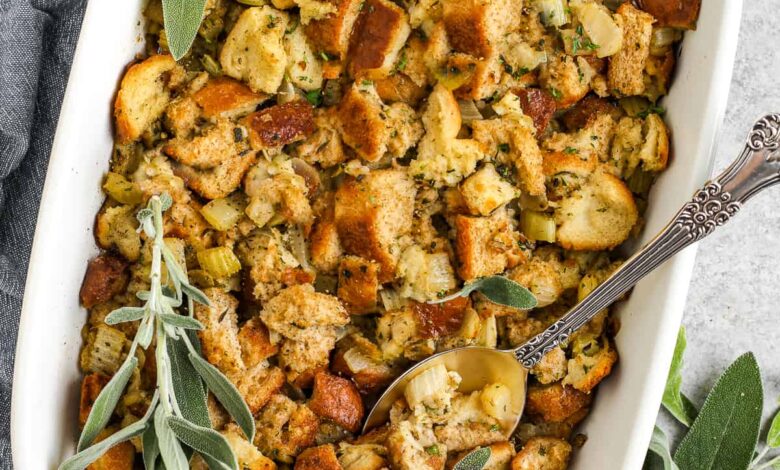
[
  {"x1": 409, "y1": 85, "x2": 486, "y2": 186},
  {"x1": 396, "y1": 246, "x2": 458, "y2": 302},
  {"x1": 172, "y1": 148, "x2": 257, "y2": 200},
  {"x1": 554, "y1": 170, "x2": 638, "y2": 251},
  {"x1": 374, "y1": 73, "x2": 428, "y2": 106},
  {"x1": 237, "y1": 365, "x2": 287, "y2": 415},
  {"x1": 80, "y1": 373, "x2": 109, "y2": 426},
  {"x1": 164, "y1": 200, "x2": 215, "y2": 253},
  {"x1": 296, "y1": 109, "x2": 347, "y2": 168},
  {"x1": 347, "y1": 0, "x2": 411, "y2": 80},
  {"x1": 460, "y1": 164, "x2": 518, "y2": 216},
  {"x1": 193, "y1": 288, "x2": 245, "y2": 376},
  {"x1": 454, "y1": 208, "x2": 526, "y2": 281},
  {"x1": 471, "y1": 441, "x2": 515, "y2": 470},
  {"x1": 442, "y1": 0, "x2": 522, "y2": 58},
  {"x1": 114, "y1": 54, "x2": 183, "y2": 144},
  {"x1": 86, "y1": 428, "x2": 135, "y2": 470},
  {"x1": 80, "y1": 324, "x2": 127, "y2": 375},
  {"x1": 238, "y1": 317, "x2": 279, "y2": 368},
  {"x1": 386, "y1": 420, "x2": 447, "y2": 470},
  {"x1": 338, "y1": 256, "x2": 380, "y2": 314},
  {"x1": 410, "y1": 296, "x2": 470, "y2": 340},
  {"x1": 80, "y1": 253, "x2": 129, "y2": 308},
  {"x1": 396, "y1": 35, "x2": 429, "y2": 88},
  {"x1": 295, "y1": 444, "x2": 343, "y2": 470},
  {"x1": 376, "y1": 307, "x2": 419, "y2": 361},
  {"x1": 304, "y1": 0, "x2": 363, "y2": 59},
  {"x1": 163, "y1": 119, "x2": 251, "y2": 170},
  {"x1": 242, "y1": 101, "x2": 316, "y2": 150},
  {"x1": 191, "y1": 77, "x2": 268, "y2": 120},
  {"x1": 255, "y1": 394, "x2": 320, "y2": 463},
  {"x1": 284, "y1": 27, "x2": 325, "y2": 91},
  {"x1": 538, "y1": 54, "x2": 592, "y2": 109},
  {"x1": 385, "y1": 102, "x2": 424, "y2": 157},
  {"x1": 222, "y1": 424, "x2": 277, "y2": 470},
  {"x1": 637, "y1": 0, "x2": 701, "y2": 29},
  {"x1": 236, "y1": 231, "x2": 303, "y2": 303},
  {"x1": 295, "y1": 0, "x2": 337, "y2": 24},
  {"x1": 244, "y1": 167, "x2": 314, "y2": 230},
  {"x1": 563, "y1": 340, "x2": 619, "y2": 393},
  {"x1": 610, "y1": 114, "x2": 670, "y2": 177},
  {"x1": 331, "y1": 334, "x2": 397, "y2": 393},
  {"x1": 433, "y1": 392, "x2": 505, "y2": 452},
  {"x1": 543, "y1": 113, "x2": 615, "y2": 163},
  {"x1": 530, "y1": 347, "x2": 568, "y2": 385},
  {"x1": 514, "y1": 88, "x2": 558, "y2": 135},
  {"x1": 508, "y1": 250, "x2": 581, "y2": 308},
  {"x1": 608, "y1": 3, "x2": 655, "y2": 97},
  {"x1": 525, "y1": 383, "x2": 592, "y2": 424},
  {"x1": 512, "y1": 437, "x2": 572, "y2": 470},
  {"x1": 334, "y1": 169, "x2": 416, "y2": 282},
  {"x1": 448, "y1": 54, "x2": 502, "y2": 101},
  {"x1": 337, "y1": 442, "x2": 388, "y2": 470},
  {"x1": 308, "y1": 370, "x2": 365, "y2": 432},
  {"x1": 164, "y1": 97, "x2": 200, "y2": 137},
  {"x1": 95, "y1": 204, "x2": 142, "y2": 262},
  {"x1": 220, "y1": 6, "x2": 289, "y2": 94},
  {"x1": 560, "y1": 96, "x2": 619, "y2": 131}
]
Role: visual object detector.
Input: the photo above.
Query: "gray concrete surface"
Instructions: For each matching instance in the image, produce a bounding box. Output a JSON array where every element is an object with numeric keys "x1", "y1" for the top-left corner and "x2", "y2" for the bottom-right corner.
[{"x1": 656, "y1": 0, "x2": 780, "y2": 447}]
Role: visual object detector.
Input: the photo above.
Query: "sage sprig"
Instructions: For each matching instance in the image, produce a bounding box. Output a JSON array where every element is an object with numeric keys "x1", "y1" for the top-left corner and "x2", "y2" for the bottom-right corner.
[
  {"x1": 662, "y1": 327, "x2": 698, "y2": 427},
  {"x1": 162, "y1": 0, "x2": 208, "y2": 61},
  {"x1": 452, "y1": 446, "x2": 491, "y2": 470},
  {"x1": 60, "y1": 194, "x2": 254, "y2": 470},
  {"x1": 429, "y1": 276, "x2": 537, "y2": 310}
]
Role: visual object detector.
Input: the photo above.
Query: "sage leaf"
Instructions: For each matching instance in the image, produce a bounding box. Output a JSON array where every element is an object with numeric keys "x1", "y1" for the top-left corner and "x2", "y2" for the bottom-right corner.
[
  {"x1": 137, "y1": 208, "x2": 153, "y2": 224},
  {"x1": 453, "y1": 446, "x2": 491, "y2": 470},
  {"x1": 662, "y1": 327, "x2": 698, "y2": 427},
  {"x1": 188, "y1": 352, "x2": 255, "y2": 441},
  {"x1": 647, "y1": 426, "x2": 680, "y2": 470},
  {"x1": 430, "y1": 276, "x2": 537, "y2": 310},
  {"x1": 674, "y1": 352, "x2": 763, "y2": 470},
  {"x1": 168, "y1": 337, "x2": 210, "y2": 427},
  {"x1": 159, "y1": 192, "x2": 174, "y2": 212},
  {"x1": 167, "y1": 416, "x2": 239, "y2": 470},
  {"x1": 182, "y1": 282, "x2": 211, "y2": 306},
  {"x1": 105, "y1": 306, "x2": 147, "y2": 325},
  {"x1": 161, "y1": 0, "x2": 208, "y2": 60},
  {"x1": 159, "y1": 313, "x2": 204, "y2": 330},
  {"x1": 77, "y1": 356, "x2": 138, "y2": 451},
  {"x1": 767, "y1": 408, "x2": 780, "y2": 448},
  {"x1": 142, "y1": 423, "x2": 160, "y2": 470},
  {"x1": 154, "y1": 406, "x2": 190, "y2": 470}
]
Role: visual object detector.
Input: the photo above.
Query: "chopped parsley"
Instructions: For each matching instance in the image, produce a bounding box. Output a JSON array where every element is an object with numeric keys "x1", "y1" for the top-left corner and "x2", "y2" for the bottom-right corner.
[
  {"x1": 564, "y1": 146, "x2": 579, "y2": 154},
  {"x1": 305, "y1": 89, "x2": 323, "y2": 107},
  {"x1": 394, "y1": 51, "x2": 408, "y2": 73},
  {"x1": 319, "y1": 51, "x2": 332, "y2": 61},
  {"x1": 638, "y1": 105, "x2": 666, "y2": 118},
  {"x1": 425, "y1": 445, "x2": 440, "y2": 456},
  {"x1": 549, "y1": 87, "x2": 563, "y2": 100},
  {"x1": 361, "y1": 79, "x2": 374, "y2": 86},
  {"x1": 266, "y1": 15, "x2": 279, "y2": 29}
]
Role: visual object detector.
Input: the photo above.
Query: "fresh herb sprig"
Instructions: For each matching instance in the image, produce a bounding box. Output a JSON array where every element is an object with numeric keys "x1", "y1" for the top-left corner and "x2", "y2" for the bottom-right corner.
[
  {"x1": 161, "y1": 0, "x2": 208, "y2": 60},
  {"x1": 430, "y1": 275, "x2": 538, "y2": 310},
  {"x1": 646, "y1": 327, "x2": 780, "y2": 470},
  {"x1": 453, "y1": 446, "x2": 491, "y2": 470},
  {"x1": 60, "y1": 194, "x2": 254, "y2": 470}
]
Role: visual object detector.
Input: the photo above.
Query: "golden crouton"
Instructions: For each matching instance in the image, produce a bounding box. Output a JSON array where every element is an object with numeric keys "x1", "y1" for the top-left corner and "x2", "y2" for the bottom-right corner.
[
  {"x1": 79, "y1": 373, "x2": 109, "y2": 426},
  {"x1": 80, "y1": 253, "x2": 129, "y2": 309},
  {"x1": 164, "y1": 119, "x2": 251, "y2": 170},
  {"x1": 525, "y1": 383, "x2": 591, "y2": 424},
  {"x1": 554, "y1": 170, "x2": 638, "y2": 251},
  {"x1": 310, "y1": 221, "x2": 344, "y2": 274},
  {"x1": 348, "y1": 0, "x2": 410, "y2": 80},
  {"x1": 192, "y1": 77, "x2": 267, "y2": 120},
  {"x1": 560, "y1": 95, "x2": 618, "y2": 131},
  {"x1": 443, "y1": 0, "x2": 521, "y2": 58},
  {"x1": 243, "y1": 101, "x2": 316, "y2": 150},
  {"x1": 194, "y1": 288, "x2": 245, "y2": 376},
  {"x1": 454, "y1": 208, "x2": 526, "y2": 281},
  {"x1": 173, "y1": 149, "x2": 257, "y2": 200},
  {"x1": 508, "y1": 256, "x2": 569, "y2": 308},
  {"x1": 637, "y1": 0, "x2": 701, "y2": 29},
  {"x1": 114, "y1": 54, "x2": 183, "y2": 144},
  {"x1": 261, "y1": 284, "x2": 349, "y2": 339},
  {"x1": 295, "y1": 0, "x2": 338, "y2": 24},
  {"x1": 563, "y1": 340, "x2": 618, "y2": 393},
  {"x1": 338, "y1": 442, "x2": 389, "y2": 470},
  {"x1": 448, "y1": 53, "x2": 502, "y2": 101},
  {"x1": 514, "y1": 88, "x2": 558, "y2": 135},
  {"x1": 543, "y1": 113, "x2": 615, "y2": 162},
  {"x1": 512, "y1": 437, "x2": 572, "y2": 470},
  {"x1": 538, "y1": 54, "x2": 591, "y2": 109},
  {"x1": 396, "y1": 35, "x2": 429, "y2": 88},
  {"x1": 222, "y1": 424, "x2": 277, "y2": 470},
  {"x1": 86, "y1": 428, "x2": 135, "y2": 470},
  {"x1": 308, "y1": 370, "x2": 365, "y2": 432},
  {"x1": 304, "y1": 0, "x2": 363, "y2": 59},
  {"x1": 334, "y1": 169, "x2": 416, "y2": 282},
  {"x1": 256, "y1": 395, "x2": 320, "y2": 463},
  {"x1": 460, "y1": 164, "x2": 518, "y2": 216},
  {"x1": 165, "y1": 97, "x2": 201, "y2": 137},
  {"x1": 236, "y1": 365, "x2": 287, "y2": 415},
  {"x1": 386, "y1": 421, "x2": 447, "y2": 470},
  {"x1": 220, "y1": 6, "x2": 289, "y2": 94},
  {"x1": 608, "y1": 3, "x2": 655, "y2": 97},
  {"x1": 530, "y1": 347, "x2": 568, "y2": 385},
  {"x1": 245, "y1": 169, "x2": 314, "y2": 230},
  {"x1": 336, "y1": 84, "x2": 401, "y2": 162},
  {"x1": 396, "y1": 246, "x2": 458, "y2": 302},
  {"x1": 236, "y1": 232, "x2": 303, "y2": 303},
  {"x1": 238, "y1": 317, "x2": 279, "y2": 368},
  {"x1": 611, "y1": 114, "x2": 669, "y2": 177},
  {"x1": 295, "y1": 444, "x2": 343, "y2": 470},
  {"x1": 95, "y1": 204, "x2": 142, "y2": 262},
  {"x1": 284, "y1": 27, "x2": 325, "y2": 91},
  {"x1": 373, "y1": 73, "x2": 427, "y2": 106},
  {"x1": 296, "y1": 109, "x2": 347, "y2": 168},
  {"x1": 338, "y1": 256, "x2": 380, "y2": 314}
]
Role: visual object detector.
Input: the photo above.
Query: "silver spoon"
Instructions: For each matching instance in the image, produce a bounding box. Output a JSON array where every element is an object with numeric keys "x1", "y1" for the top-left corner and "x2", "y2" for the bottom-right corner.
[{"x1": 364, "y1": 114, "x2": 780, "y2": 435}]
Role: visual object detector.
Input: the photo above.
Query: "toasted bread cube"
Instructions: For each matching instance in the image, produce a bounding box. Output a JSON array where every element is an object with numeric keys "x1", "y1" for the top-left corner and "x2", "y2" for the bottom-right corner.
[
  {"x1": 637, "y1": 0, "x2": 700, "y2": 29},
  {"x1": 238, "y1": 317, "x2": 279, "y2": 368},
  {"x1": 543, "y1": 113, "x2": 615, "y2": 162},
  {"x1": 309, "y1": 370, "x2": 365, "y2": 432},
  {"x1": 608, "y1": 3, "x2": 655, "y2": 97},
  {"x1": 222, "y1": 424, "x2": 277, "y2": 470},
  {"x1": 261, "y1": 284, "x2": 349, "y2": 340},
  {"x1": 87, "y1": 429, "x2": 135, "y2": 470},
  {"x1": 514, "y1": 88, "x2": 558, "y2": 135},
  {"x1": 284, "y1": 27, "x2": 325, "y2": 91},
  {"x1": 243, "y1": 101, "x2": 316, "y2": 150},
  {"x1": 334, "y1": 169, "x2": 416, "y2": 282},
  {"x1": 539, "y1": 54, "x2": 591, "y2": 108},
  {"x1": 338, "y1": 442, "x2": 389, "y2": 470},
  {"x1": 173, "y1": 149, "x2": 258, "y2": 200},
  {"x1": 295, "y1": 444, "x2": 343, "y2": 470},
  {"x1": 531, "y1": 347, "x2": 568, "y2": 385},
  {"x1": 297, "y1": 109, "x2": 347, "y2": 168},
  {"x1": 525, "y1": 383, "x2": 591, "y2": 424},
  {"x1": 295, "y1": 0, "x2": 338, "y2": 23},
  {"x1": 311, "y1": 220, "x2": 344, "y2": 273},
  {"x1": 386, "y1": 421, "x2": 446, "y2": 470},
  {"x1": 79, "y1": 373, "x2": 109, "y2": 426},
  {"x1": 335, "y1": 84, "x2": 392, "y2": 162},
  {"x1": 443, "y1": 0, "x2": 521, "y2": 58},
  {"x1": 508, "y1": 256, "x2": 568, "y2": 308},
  {"x1": 165, "y1": 96, "x2": 201, "y2": 137},
  {"x1": 385, "y1": 102, "x2": 424, "y2": 157},
  {"x1": 348, "y1": 0, "x2": 411, "y2": 80},
  {"x1": 454, "y1": 208, "x2": 525, "y2": 281},
  {"x1": 95, "y1": 204, "x2": 141, "y2": 262},
  {"x1": 192, "y1": 77, "x2": 267, "y2": 119},
  {"x1": 512, "y1": 437, "x2": 572, "y2": 470},
  {"x1": 460, "y1": 164, "x2": 518, "y2": 216},
  {"x1": 255, "y1": 395, "x2": 320, "y2": 463},
  {"x1": 338, "y1": 256, "x2": 380, "y2": 314},
  {"x1": 80, "y1": 253, "x2": 129, "y2": 309},
  {"x1": 560, "y1": 95, "x2": 618, "y2": 131},
  {"x1": 220, "y1": 6, "x2": 288, "y2": 94},
  {"x1": 114, "y1": 54, "x2": 182, "y2": 143},
  {"x1": 304, "y1": 0, "x2": 364, "y2": 59},
  {"x1": 563, "y1": 341, "x2": 618, "y2": 392},
  {"x1": 449, "y1": 53, "x2": 502, "y2": 101},
  {"x1": 374, "y1": 73, "x2": 427, "y2": 106},
  {"x1": 554, "y1": 170, "x2": 638, "y2": 251},
  {"x1": 397, "y1": 247, "x2": 458, "y2": 303},
  {"x1": 236, "y1": 365, "x2": 287, "y2": 415},
  {"x1": 194, "y1": 288, "x2": 245, "y2": 376},
  {"x1": 164, "y1": 119, "x2": 251, "y2": 170}
]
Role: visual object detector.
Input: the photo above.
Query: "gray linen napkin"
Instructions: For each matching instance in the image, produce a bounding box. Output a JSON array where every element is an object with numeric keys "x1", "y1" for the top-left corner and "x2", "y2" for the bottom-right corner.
[{"x1": 0, "y1": 0, "x2": 87, "y2": 466}]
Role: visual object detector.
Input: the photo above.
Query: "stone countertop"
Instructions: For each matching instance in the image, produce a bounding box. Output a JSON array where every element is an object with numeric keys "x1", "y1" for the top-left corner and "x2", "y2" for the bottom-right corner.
[{"x1": 658, "y1": 0, "x2": 780, "y2": 445}]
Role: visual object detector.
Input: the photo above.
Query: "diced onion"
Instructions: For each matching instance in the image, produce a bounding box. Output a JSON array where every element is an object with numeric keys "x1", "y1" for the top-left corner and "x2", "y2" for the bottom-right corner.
[
  {"x1": 277, "y1": 79, "x2": 298, "y2": 105},
  {"x1": 459, "y1": 308, "x2": 481, "y2": 340},
  {"x1": 434, "y1": 66, "x2": 475, "y2": 91},
  {"x1": 480, "y1": 382, "x2": 512, "y2": 422},
  {"x1": 103, "y1": 172, "x2": 143, "y2": 205},
  {"x1": 245, "y1": 198, "x2": 275, "y2": 228},
  {"x1": 650, "y1": 28, "x2": 681, "y2": 56},
  {"x1": 200, "y1": 196, "x2": 245, "y2": 231},
  {"x1": 80, "y1": 324, "x2": 127, "y2": 375},
  {"x1": 458, "y1": 100, "x2": 484, "y2": 123},
  {"x1": 520, "y1": 211, "x2": 557, "y2": 243},
  {"x1": 578, "y1": 273, "x2": 601, "y2": 301},
  {"x1": 201, "y1": 54, "x2": 222, "y2": 76},
  {"x1": 537, "y1": 0, "x2": 570, "y2": 27},
  {"x1": 380, "y1": 289, "x2": 410, "y2": 312},
  {"x1": 197, "y1": 247, "x2": 242, "y2": 278},
  {"x1": 404, "y1": 364, "x2": 450, "y2": 407},
  {"x1": 476, "y1": 315, "x2": 497, "y2": 348},
  {"x1": 343, "y1": 348, "x2": 375, "y2": 374},
  {"x1": 619, "y1": 96, "x2": 653, "y2": 117},
  {"x1": 506, "y1": 42, "x2": 548, "y2": 71},
  {"x1": 573, "y1": 3, "x2": 623, "y2": 58}
]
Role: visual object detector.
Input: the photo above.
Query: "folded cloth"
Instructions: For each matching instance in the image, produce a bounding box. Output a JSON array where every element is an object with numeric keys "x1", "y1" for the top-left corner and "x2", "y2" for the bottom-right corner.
[{"x1": 0, "y1": 0, "x2": 87, "y2": 465}]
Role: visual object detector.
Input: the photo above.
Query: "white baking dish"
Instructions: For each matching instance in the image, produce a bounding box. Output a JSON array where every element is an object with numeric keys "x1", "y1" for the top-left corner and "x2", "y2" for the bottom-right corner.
[{"x1": 10, "y1": 1, "x2": 743, "y2": 468}]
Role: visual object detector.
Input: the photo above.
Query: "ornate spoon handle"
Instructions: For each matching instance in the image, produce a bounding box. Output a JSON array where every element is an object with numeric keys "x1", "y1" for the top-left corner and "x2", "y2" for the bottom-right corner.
[{"x1": 514, "y1": 114, "x2": 780, "y2": 369}]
